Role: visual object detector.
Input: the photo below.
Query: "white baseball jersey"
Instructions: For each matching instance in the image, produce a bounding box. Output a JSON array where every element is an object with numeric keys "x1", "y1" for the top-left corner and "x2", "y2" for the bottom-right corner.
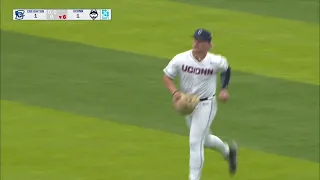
[{"x1": 163, "y1": 49, "x2": 229, "y2": 99}]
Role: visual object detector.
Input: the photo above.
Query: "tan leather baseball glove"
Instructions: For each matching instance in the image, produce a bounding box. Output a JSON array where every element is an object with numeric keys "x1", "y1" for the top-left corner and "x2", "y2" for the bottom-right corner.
[{"x1": 173, "y1": 93, "x2": 200, "y2": 115}]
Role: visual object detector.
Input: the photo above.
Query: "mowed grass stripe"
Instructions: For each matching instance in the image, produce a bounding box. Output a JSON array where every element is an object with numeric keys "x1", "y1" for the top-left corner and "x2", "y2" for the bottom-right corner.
[
  {"x1": 1, "y1": 0, "x2": 319, "y2": 84},
  {"x1": 1, "y1": 31, "x2": 319, "y2": 162},
  {"x1": 174, "y1": 0, "x2": 320, "y2": 23},
  {"x1": 1, "y1": 100, "x2": 319, "y2": 180}
]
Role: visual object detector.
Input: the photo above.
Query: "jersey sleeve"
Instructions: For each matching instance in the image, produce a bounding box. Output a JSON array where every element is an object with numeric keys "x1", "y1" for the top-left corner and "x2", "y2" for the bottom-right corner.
[
  {"x1": 163, "y1": 56, "x2": 179, "y2": 79},
  {"x1": 216, "y1": 55, "x2": 229, "y2": 72}
]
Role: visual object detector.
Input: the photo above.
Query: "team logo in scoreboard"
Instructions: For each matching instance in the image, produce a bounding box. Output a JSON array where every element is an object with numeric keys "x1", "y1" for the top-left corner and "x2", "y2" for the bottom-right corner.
[
  {"x1": 15, "y1": 10, "x2": 25, "y2": 20},
  {"x1": 89, "y1": 9, "x2": 98, "y2": 20}
]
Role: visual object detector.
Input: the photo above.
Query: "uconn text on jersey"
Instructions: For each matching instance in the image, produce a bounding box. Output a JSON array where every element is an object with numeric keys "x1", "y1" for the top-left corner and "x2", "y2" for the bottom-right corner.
[{"x1": 182, "y1": 65, "x2": 215, "y2": 75}]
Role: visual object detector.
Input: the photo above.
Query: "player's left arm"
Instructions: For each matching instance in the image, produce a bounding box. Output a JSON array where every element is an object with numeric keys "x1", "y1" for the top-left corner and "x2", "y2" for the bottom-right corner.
[
  {"x1": 217, "y1": 55, "x2": 231, "y2": 90},
  {"x1": 220, "y1": 66, "x2": 231, "y2": 90},
  {"x1": 216, "y1": 55, "x2": 231, "y2": 102}
]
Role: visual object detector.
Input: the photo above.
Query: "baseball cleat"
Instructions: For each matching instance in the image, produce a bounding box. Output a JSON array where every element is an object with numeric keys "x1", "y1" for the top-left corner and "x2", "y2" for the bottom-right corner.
[{"x1": 228, "y1": 141, "x2": 238, "y2": 176}]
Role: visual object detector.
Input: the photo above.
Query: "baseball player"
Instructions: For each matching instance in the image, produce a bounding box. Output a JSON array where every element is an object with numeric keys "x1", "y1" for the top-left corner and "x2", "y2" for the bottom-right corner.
[{"x1": 163, "y1": 28, "x2": 238, "y2": 180}]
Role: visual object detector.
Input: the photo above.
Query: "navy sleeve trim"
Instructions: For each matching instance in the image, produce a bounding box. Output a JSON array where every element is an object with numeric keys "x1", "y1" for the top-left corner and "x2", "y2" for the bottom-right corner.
[{"x1": 220, "y1": 66, "x2": 231, "y2": 89}]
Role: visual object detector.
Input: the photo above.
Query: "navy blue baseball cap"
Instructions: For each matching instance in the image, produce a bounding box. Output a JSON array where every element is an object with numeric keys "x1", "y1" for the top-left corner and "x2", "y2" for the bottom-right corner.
[{"x1": 193, "y1": 28, "x2": 212, "y2": 42}]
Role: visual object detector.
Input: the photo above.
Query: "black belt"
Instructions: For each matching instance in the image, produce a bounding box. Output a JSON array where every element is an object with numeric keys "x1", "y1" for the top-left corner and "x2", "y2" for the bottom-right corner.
[{"x1": 200, "y1": 94, "x2": 215, "y2": 101}]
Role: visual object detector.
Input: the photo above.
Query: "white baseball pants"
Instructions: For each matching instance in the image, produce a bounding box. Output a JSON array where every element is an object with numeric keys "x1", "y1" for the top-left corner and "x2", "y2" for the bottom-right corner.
[{"x1": 185, "y1": 97, "x2": 229, "y2": 180}]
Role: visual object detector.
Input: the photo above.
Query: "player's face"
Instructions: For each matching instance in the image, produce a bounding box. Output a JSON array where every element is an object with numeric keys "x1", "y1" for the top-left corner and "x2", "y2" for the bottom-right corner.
[{"x1": 193, "y1": 39, "x2": 212, "y2": 53}]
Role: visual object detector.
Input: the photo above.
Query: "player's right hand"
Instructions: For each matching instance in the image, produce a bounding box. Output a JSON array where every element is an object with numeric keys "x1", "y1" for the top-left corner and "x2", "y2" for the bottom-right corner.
[{"x1": 172, "y1": 91, "x2": 181, "y2": 102}]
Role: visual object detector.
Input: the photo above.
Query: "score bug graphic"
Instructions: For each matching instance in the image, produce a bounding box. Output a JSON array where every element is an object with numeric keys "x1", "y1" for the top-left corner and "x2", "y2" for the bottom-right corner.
[{"x1": 13, "y1": 9, "x2": 112, "y2": 20}]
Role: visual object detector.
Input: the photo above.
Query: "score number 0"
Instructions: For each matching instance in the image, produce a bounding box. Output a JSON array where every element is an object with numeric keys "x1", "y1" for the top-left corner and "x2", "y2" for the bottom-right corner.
[{"x1": 48, "y1": 10, "x2": 57, "y2": 19}]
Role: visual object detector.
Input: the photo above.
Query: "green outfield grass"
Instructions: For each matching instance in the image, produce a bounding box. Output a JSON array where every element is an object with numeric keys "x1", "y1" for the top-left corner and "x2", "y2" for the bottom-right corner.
[
  {"x1": 1, "y1": 0, "x2": 319, "y2": 179},
  {"x1": 1, "y1": 100, "x2": 319, "y2": 180},
  {"x1": 175, "y1": 0, "x2": 320, "y2": 23},
  {"x1": 2, "y1": 31, "x2": 319, "y2": 162},
  {"x1": 2, "y1": 0, "x2": 319, "y2": 84}
]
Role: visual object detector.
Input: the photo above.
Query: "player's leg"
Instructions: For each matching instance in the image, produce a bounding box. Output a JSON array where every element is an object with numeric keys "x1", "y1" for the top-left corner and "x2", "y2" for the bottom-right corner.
[
  {"x1": 204, "y1": 133, "x2": 229, "y2": 158},
  {"x1": 188, "y1": 100, "x2": 216, "y2": 180},
  {"x1": 185, "y1": 115, "x2": 192, "y2": 128},
  {"x1": 186, "y1": 100, "x2": 229, "y2": 158},
  {"x1": 203, "y1": 100, "x2": 230, "y2": 158},
  {"x1": 203, "y1": 99, "x2": 238, "y2": 175}
]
